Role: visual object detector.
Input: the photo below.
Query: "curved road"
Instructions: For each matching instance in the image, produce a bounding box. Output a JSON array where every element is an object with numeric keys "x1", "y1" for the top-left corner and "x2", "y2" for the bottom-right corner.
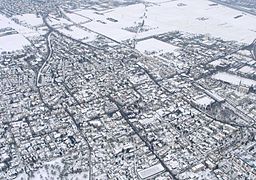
[
  {"x1": 36, "y1": 31, "x2": 53, "y2": 86},
  {"x1": 41, "y1": 15, "x2": 93, "y2": 180},
  {"x1": 251, "y1": 39, "x2": 256, "y2": 60}
]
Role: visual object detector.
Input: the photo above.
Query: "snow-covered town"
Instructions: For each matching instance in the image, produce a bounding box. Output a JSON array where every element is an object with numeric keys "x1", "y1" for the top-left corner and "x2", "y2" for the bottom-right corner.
[{"x1": 0, "y1": 0, "x2": 256, "y2": 179}]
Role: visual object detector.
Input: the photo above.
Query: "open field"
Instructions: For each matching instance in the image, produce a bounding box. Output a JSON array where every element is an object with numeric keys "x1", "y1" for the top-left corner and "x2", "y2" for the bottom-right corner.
[{"x1": 65, "y1": 0, "x2": 256, "y2": 43}]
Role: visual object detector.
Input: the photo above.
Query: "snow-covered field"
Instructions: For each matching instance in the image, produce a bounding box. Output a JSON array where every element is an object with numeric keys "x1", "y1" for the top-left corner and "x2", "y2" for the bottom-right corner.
[
  {"x1": 136, "y1": 38, "x2": 179, "y2": 55},
  {"x1": 0, "y1": 0, "x2": 255, "y2": 54},
  {"x1": 0, "y1": 34, "x2": 30, "y2": 53},
  {"x1": 74, "y1": 4, "x2": 146, "y2": 42},
  {"x1": 212, "y1": 72, "x2": 256, "y2": 86},
  {"x1": 0, "y1": 14, "x2": 43, "y2": 52},
  {"x1": 142, "y1": 0, "x2": 256, "y2": 43},
  {"x1": 0, "y1": 15, "x2": 40, "y2": 37},
  {"x1": 59, "y1": 26, "x2": 97, "y2": 43},
  {"x1": 66, "y1": 13, "x2": 91, "y2": 24},
  {"x1": 84, "y1": 21, "x2": 134, "y2": 41},
  {"x1": 13, "y1": 14, "x2": 44, "y2": 27},
  {"x1": 70, "y1": 0, "x2": 256, "y2": 43}
]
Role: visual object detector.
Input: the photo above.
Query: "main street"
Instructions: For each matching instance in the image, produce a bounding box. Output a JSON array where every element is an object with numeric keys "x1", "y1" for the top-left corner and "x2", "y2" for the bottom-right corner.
[{"x1": 108, "y1": 95, "x2": 178, "y2": 180}]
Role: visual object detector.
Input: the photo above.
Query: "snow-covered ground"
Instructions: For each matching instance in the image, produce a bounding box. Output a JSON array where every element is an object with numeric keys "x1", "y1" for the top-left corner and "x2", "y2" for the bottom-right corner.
[
  {"x1": 48, "y1": 15, "x2": 73, "y2": 28},
  {"x1": 138, "y1": 163, "x2": 165, "y2": 179},
  {"x1": 13, "y1": 14, "x2": 44, "y2": 27},
  {"x1": 212, "y1": 72, "x2": 256, "y2": 86},
  {"x1": 0, "y1": 14, "x2": 38, "y2": 52},
  {"x1": 0, "y1": 34, "x2": 30, "y2": 53},
  {"x1": 238, "y1": 66, "x2": 256, "y2": 74},
  {"x1": 59, "y1": 26, "x2": 97, "y2": 43},
  {"x1": 84, "y1": 21, "x2": 134, "y2": 41},
  {"x1": 136, "y1": 38, "x2": 179, "y2": 55},
  {"x1": 209, "y1": 59, "x2": 229, "y2": 67},
  {"x1": 178, "y1": 169, "x2": 217, "y2": 180},
  {"x1": 142, "y1": 0, "x2": 256, "y2": 43},
  {"x1": 70, "y1": 0, "x2": 256, "y2": 43},
  {"x1": 144, "y1": 0, "x2": 169, "y2": 3},
  {"x1": 75, "y1": 4, "x2": 146, "y2": 42},
  {"x1": 16, "y1": 157, "x2": 89, "y2": 180},
  {"x1": 194, "y1": 95, "x2": 215, "y2": 107},
  {"x1": 0, "y1": 15, "x2": 40, "y2": 37},
  {"x1": 65, "y1": 13, "x2": 91, "y2": 24}
]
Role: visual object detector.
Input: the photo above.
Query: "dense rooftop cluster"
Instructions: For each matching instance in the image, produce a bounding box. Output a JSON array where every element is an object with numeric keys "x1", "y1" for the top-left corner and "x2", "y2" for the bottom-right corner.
[{"x1": 0, "y1": 0, "x2": 256, "y2": 179}]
